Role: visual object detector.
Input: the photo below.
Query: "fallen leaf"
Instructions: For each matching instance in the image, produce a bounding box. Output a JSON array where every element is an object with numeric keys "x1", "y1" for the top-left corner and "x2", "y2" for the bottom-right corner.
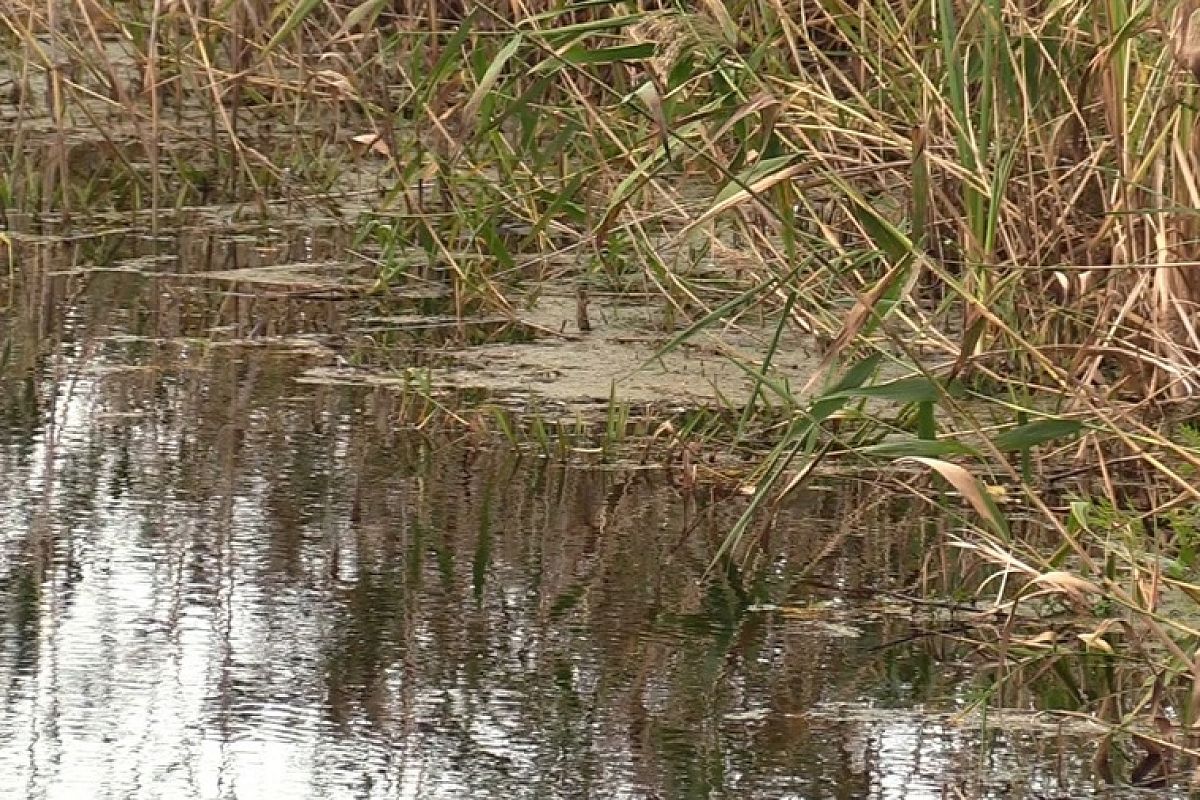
[{"x1": 350, "y1": 132, "x2": 390, "y2": 157}]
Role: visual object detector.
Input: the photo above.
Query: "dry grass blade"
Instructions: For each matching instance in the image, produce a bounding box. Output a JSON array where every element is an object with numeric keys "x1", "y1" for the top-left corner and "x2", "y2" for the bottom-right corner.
[{"x1": 1174, "y1": 0, "x2": 1200, "y2": 80}]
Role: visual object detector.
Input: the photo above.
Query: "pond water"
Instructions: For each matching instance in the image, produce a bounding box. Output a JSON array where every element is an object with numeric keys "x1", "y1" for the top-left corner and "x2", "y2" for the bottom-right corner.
[{"x1": 0, "y1": 217, "x2": 1167, "y2": 799}]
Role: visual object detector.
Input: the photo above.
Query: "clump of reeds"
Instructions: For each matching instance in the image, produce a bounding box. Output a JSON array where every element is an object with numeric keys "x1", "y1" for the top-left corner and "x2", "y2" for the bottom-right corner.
[{"x1": 12, "y1": 0, "x2": 1200, "y2": 775}]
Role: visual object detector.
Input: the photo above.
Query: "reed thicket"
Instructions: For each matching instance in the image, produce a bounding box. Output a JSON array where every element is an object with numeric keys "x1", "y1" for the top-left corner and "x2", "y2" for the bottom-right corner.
[{"x1": 7, "y1": 0, "x2": 1200, "y2": 778}]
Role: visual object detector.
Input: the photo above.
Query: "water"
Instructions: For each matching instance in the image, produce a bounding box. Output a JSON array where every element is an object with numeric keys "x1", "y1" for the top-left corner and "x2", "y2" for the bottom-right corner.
[{"x1": 0, "y1": 216, "x2": 1162, "y2": 798}]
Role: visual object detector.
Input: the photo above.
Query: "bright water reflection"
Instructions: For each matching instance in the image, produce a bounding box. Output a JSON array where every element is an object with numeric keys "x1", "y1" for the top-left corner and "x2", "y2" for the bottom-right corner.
[{"x1": 0, "y1": 219, "x2": 1158, "y2": 799}]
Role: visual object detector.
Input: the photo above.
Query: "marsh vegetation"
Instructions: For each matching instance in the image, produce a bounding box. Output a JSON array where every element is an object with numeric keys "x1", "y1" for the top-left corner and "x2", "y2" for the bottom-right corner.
[{"x1": 5, "y1": 0, "x2": 1200, "y2": 793}]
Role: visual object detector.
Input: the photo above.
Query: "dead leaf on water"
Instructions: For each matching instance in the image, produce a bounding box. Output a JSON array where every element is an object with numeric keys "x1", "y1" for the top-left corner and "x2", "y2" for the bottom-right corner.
[
  {"x1": 1078, "y1": 631, "x2": 1115, "y2": 654},
  {"x1": 1020, "y1": 631, "x2": 1059, "y2": 648},
  {"x1": 312, "y1": 69, "x2": 357, "y2": 99},
  {"x1": 1031, "y1": 571, "x2": 1102, "y2": 602},
  {"x1": 351, "y1": 132, "x2": 391, "y2": 157}
]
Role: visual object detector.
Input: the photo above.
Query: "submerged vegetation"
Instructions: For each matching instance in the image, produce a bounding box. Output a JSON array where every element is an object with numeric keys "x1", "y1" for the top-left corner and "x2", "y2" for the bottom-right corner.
[{"x1": 7, "y1": 0, "x2": 1200, "y2": 787}]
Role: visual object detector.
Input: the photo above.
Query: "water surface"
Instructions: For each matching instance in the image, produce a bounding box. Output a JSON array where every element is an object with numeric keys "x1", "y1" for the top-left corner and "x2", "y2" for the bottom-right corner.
[{"x1": 0, "y1": 217, "x2": 1155, "y2": 799}]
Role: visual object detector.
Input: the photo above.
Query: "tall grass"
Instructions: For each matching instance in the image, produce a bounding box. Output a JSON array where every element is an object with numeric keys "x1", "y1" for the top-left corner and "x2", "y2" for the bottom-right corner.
[{"x1": 7, "y1": 0, "x2": 1200, "y2": 779}]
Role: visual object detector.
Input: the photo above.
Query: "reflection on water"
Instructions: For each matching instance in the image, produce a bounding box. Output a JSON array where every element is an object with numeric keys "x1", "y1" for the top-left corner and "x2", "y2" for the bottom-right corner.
[{"x1": 0, "y1": 218, "x2": 1146, "y2": 799}]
